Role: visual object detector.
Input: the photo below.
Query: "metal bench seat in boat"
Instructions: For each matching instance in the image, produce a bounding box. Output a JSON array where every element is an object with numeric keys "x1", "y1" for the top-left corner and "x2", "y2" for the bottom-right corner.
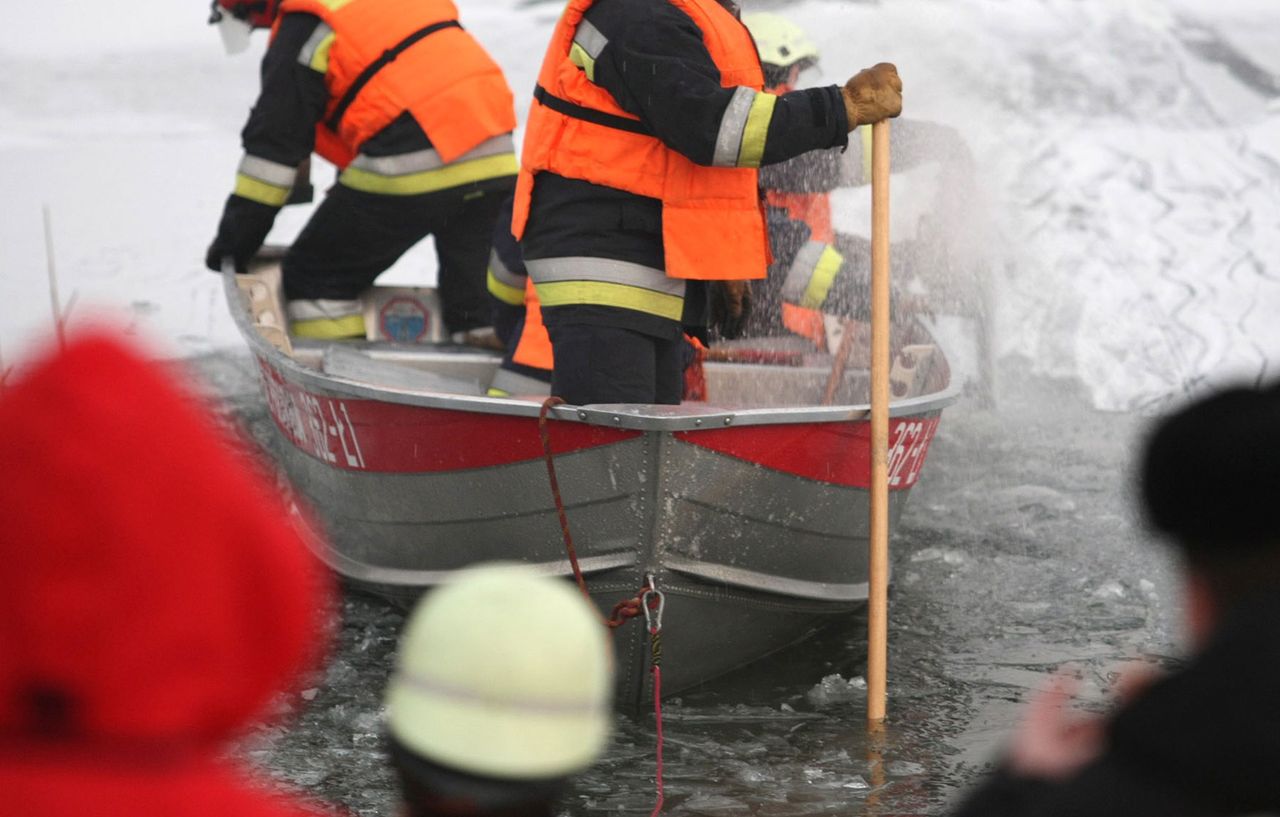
[{"x1": 321, "y1": 345, "x2": 484, "y2": 396}]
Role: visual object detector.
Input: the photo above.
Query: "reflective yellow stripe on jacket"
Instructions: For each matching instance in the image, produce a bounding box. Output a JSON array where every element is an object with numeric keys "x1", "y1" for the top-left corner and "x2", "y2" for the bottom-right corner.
[
  {"x1": 297, "y1": 22, "x2": 336, "y2": 73},
  {"x1": 780, "y1": 240, "x2": 845, "y2": 310},
  {"x1": 712, "y1": 86, "x2": 778, "y2": 168},
  {"x1": 568, "y1": 19, "x2": 607, "y2": 82},
  {"x1": 339, "y1": 134, "x2": 518, "y2": 196},
  {"x1": 234, "y1": 154, "x2": 299, "y2": 207}
]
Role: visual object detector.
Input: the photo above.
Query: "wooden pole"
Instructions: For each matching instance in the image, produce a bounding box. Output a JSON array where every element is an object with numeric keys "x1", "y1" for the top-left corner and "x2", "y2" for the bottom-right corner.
[
  {"x1": 864, "y1": 719, "x2": 887, "y2": 814},
  {"x1": 866, "y1": 120, "x2": 892, "y2": 724}
]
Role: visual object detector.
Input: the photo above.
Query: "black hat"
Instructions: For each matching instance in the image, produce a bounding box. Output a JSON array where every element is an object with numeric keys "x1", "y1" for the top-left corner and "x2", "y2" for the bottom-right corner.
[{"x1": 1140, "y1": 383, "x2": 1280, "y2": 557}]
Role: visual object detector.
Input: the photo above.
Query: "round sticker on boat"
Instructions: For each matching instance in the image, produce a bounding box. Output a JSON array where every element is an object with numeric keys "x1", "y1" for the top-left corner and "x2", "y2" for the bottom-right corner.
[{"x1": 379, "y1": 297, "x2": 430, "y2": 343}]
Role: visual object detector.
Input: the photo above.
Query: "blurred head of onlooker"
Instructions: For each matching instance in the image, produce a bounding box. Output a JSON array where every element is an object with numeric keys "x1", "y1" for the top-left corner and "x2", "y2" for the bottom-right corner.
[
  {"x1": 0, "y1": 330, "x2": 334, "y2": 817},
  {"x1": 383, "y1": 565, "x2": 614, "y2": 817},
  {"x1": 949, "y1": 381, "x2": 1280, "y2": 817},
  {"x1": 1141, "y1": 383, "x2": 1280, "y2": 645}
]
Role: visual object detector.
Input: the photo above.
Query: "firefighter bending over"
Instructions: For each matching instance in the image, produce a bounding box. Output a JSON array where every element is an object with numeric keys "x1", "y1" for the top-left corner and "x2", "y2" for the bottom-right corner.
[{"x1": 205, "y1": 0, "x2": 517, "y2": 345}]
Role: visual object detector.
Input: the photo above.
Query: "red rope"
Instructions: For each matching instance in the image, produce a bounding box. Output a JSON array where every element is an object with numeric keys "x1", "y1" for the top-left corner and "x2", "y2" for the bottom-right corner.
[
  {"x1": 682, "y1": 335, "x2": 707, "y2": 402},
  {"x1": 538, "y1": 396, "x2": 590, "y2": 601},
  {"x1": 538, "y1": 396, "x2": 666, "y2": 814},
  {"x1": 650, "y1": 639, "x2": 665, "y2": 817},
  {"x1": 607, "y1": 593, "x2": 644, "y2": 629}
]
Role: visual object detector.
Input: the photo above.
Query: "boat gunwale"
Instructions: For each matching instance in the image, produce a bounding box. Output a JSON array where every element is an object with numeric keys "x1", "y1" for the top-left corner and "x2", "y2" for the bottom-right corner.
[{"x1": 225, "y1": 273, "x2": 962, "y2": 432}]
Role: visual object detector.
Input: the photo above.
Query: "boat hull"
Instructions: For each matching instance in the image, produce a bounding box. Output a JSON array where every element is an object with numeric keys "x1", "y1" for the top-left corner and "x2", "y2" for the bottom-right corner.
[
  {"x1": 226, "y1": 272, "x2": 956, "y2": 707},
  {"x1": 254, "y1": 350, "x2": 943, "y2": 706}
]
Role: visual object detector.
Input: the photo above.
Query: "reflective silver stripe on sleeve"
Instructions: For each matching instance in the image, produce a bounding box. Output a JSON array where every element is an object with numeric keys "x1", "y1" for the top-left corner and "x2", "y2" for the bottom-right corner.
[
  {"x1": 525, "y1": 257, "x2": 685, "y2": 298},
  {"x1": 237, "y1": 154, "x2": 298, "y2": 187},
  {"x1": 348, "y1": 134, "x2": 516, "y2": 176},
  {"x1": 780, "y1": 241, "x2": 829, "y2": 305},
  {"x1": 569, "y1": 19, "x2": 608, "y2": 81},
  {"x1": 712, "y1": 86, "x2": 757, "y2": 167},
  {"x1": 297, "y1": 22, "x2": 335, "y2": 71},
  {"x1": 573, "y1": 19, "x2": 608, "y2": 59}
]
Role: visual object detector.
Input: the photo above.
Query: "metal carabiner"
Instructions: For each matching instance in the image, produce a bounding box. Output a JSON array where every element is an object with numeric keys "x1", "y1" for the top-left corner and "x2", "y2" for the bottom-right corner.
[{"x1": 641, "y1": 573, "x2": 665, "y2": 633}]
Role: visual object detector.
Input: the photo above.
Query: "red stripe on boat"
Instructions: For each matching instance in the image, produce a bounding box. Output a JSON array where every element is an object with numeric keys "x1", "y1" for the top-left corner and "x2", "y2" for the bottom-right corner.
[
  {"x1": 674, "y1": 416, "x2": 941, "y2": 489},
  {"x1": 259, "y1": 361, "x2": 639, "y2": 472}
]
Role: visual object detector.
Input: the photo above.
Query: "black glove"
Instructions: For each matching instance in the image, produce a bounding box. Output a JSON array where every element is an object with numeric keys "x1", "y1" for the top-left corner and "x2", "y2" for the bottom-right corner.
[
  {"x1": 205, "y1": 238, "x2": 247, "y2": 274},
  {"x1": 205, "y1": 195, "x2": 279, "y2": 273},
  {"x1": 710, "y1": 280, "x2": 752, "y2": 340}
]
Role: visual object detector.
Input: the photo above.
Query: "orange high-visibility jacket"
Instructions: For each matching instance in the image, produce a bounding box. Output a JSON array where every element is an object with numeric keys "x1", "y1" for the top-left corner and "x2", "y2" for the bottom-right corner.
[
  {"x1": 512, "y1": 0, "x2": 770, "y2": 282},
  {"x1": 768, "y1": 189, "x2": 834, "y2": 348},
  {"x1": 276, "y1": 0, "x2": 516, "y2": 169}
]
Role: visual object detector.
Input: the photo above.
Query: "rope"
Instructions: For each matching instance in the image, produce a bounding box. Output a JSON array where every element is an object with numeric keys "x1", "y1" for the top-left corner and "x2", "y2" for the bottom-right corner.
[
  {"x1": 643, "y1": 590, "x2": 666, "y2": 815},
  {"x1": 538, "y1": 396, "x2": 590, "y2": 601},
  {"x1": 538, "y1": 396, "x2": 666, "y2": 814},
  {"x1": 682, "y1": 336, "x2": 707, "y2": 402},
  {"x1": 650, "y1": 682, "x2": 665, "y2": 817},
  {"x1": 650, "y1": 641, "x2": 665, "y2": 817},
  {"x1": 607, "y1": 593, "x2": 644, "y2": 629}
]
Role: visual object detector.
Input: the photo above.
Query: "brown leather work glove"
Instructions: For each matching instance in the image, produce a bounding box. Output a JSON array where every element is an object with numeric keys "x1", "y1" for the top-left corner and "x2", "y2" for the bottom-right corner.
[
  {"x1": 841, "y1": 63, "x2": 903, "y2": 131},
  {"x1": 710, "y1": 280, "x2": 752, "y2": 340}
]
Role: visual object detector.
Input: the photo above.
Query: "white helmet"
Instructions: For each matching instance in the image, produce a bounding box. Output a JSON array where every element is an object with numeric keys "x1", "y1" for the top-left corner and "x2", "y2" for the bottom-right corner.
[
  {"x1": 742, "y1": 12, "x2": 821, "y2": 87},
  {"x1": 385, "y1": 564, "x2": 614, "y2": 781}
]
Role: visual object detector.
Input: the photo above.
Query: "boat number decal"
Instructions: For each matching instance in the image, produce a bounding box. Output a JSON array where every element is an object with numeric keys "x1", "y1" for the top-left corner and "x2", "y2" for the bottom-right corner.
[
  {"x1": 259, "y1": 361, "x2": 367, "y2": 469},
  {"x1": 887, "y1": 418, "x2": 939, "y2": 488},
  {"x1": 676, "y1": 415, "x2": 944, "y2": 489}
]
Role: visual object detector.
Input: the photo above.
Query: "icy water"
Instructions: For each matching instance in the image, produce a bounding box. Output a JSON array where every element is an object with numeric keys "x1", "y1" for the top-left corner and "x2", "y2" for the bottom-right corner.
[
  {"x1": 195, "y1": 353, "x2": 1181, "y2": 817},
  {"x1": 3, "y1": 0, "x2": 1271, "y2": 809}
]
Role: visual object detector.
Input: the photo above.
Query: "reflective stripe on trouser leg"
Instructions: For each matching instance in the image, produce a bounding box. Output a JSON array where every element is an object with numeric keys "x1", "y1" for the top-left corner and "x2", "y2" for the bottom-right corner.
[
  {"x1": 287, "y1": 298, "x2": 366, "y2": 339},
  {"x1": 487, "y1": 250, "x2": 526, "y2": 306},
  {"x1": 526, "y1": 257, "x2": 685, "y2": 321}
]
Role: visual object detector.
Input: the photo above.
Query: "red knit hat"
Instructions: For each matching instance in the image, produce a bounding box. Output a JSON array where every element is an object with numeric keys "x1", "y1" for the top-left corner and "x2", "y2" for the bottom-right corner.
[{"x1": 0, "y1": 331, "x2": 331, "y2": 754}]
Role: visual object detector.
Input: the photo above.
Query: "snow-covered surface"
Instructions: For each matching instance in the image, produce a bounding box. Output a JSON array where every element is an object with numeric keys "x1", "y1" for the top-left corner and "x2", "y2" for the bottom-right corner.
[{"x1": 3, "y1": 0, "x2": 1278, "y2": 410}]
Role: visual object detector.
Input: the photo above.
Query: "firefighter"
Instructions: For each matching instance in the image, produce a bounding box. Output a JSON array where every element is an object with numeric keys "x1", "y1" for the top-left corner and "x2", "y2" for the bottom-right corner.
[
  {"x1": 0, "y1": 331, "x2": 333, "y2": 817},
  {"x1": 205, "y1": 0, "x2": 518, "y2": 344},
  {"x1": 384, "y1": 564, "x2": 614, "y2": 816},
  {"x1": 746, "y1": 10, "x2": 851, "y2": 348},
  {"x1": 512, "y1": 0, "x2": 902, "y2": 405},
  {"x1": 743, "y1": 11, "x2": 977, "y2": 349}
]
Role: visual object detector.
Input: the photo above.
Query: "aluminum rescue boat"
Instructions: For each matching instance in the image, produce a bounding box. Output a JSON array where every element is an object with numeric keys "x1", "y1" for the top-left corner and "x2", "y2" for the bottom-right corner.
[{"x1": 225, "y1": 268, "x2": 958, "y2": 707}]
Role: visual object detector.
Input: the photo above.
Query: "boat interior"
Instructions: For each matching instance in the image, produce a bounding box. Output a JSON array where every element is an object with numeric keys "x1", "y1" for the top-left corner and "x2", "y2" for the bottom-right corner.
[{"x1": 232, "y1": 265, "x2": 951, "y2": 410}]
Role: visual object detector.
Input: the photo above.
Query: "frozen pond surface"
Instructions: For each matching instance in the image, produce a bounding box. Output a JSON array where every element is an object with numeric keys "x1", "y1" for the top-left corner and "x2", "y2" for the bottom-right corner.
[
  {"x1": 7, "y1": 0, "x2": 1273, "y2": 810},
  {"x1": 196, "y1": 352, "x2": 1181, "y2": 816}
]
